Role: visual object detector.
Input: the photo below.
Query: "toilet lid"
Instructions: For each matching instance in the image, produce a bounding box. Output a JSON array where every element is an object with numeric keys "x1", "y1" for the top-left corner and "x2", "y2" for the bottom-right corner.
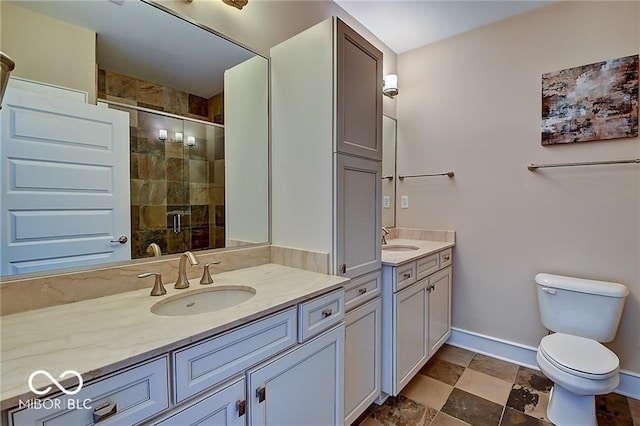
[{"x1": 539, "y1": 333, "x2": 619, "y2": 378}]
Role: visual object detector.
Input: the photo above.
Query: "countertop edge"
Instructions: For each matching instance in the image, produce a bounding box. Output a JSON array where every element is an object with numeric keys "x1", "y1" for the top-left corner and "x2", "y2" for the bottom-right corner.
[{"x1": 381, "y1": 239, "x2": 455, "y2": 266}]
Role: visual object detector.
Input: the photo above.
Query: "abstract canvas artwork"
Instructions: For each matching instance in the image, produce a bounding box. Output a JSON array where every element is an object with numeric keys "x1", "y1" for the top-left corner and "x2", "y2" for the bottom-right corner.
[{"x1": 541, "y1": 55, "x2": 638, "y2": 145}]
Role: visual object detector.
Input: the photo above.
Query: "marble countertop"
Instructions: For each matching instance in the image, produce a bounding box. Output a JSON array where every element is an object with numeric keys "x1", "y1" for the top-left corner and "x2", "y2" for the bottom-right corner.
[
  {"x1": 381, "y1": 238, "x2": 455, "y2": 266},
  {"x1": 0, "y1": 263, "x2": 348, "y2": 410}
]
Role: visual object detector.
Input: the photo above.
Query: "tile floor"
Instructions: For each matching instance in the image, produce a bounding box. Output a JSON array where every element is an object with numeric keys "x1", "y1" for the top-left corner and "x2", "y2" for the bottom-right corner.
[{"x1": 357, "y1": 344, "x2": 640, "y2": 426}]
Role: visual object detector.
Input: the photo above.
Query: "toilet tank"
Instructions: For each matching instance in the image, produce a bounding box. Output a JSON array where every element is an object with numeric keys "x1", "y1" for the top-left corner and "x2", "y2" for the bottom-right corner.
[{"x1": 535, "y1": 273, "x2": 629, "y2": 342}]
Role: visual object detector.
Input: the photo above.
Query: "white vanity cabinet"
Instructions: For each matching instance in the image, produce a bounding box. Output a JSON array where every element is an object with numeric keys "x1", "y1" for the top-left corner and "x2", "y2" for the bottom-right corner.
[
  {"x1": 6, "y1": 289, "x2": 347, "y2": 426},
  {"x1": 381, "y1": 249, "x2": 453, "y2": 396}
]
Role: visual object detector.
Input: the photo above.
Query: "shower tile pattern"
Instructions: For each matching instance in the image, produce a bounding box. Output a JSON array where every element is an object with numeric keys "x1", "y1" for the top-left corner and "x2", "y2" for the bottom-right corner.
[
  {"x1": 357, "y1": 344, "x2": 639, "y2": 426},
  {"x1": 99, "y1": 69, "x2": 225, "y2": 258}
]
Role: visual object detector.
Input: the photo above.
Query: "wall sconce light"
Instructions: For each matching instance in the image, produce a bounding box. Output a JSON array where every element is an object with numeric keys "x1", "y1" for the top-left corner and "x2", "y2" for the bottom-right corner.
[
  {"x1": 383, "y1": 74, "x2": 398, "y2": 98},
  {"x1": 175, "y1": 132, "x2": 184, "y2": 143},
  {"x1": 186, "y1": 136, "x2": 196, "y2": 147},
  {"x1": 158, "y1": 129, "x2": 168, "y2": 141},
  {"x1": 222, "y1": 0, "x2": 248, "y2": 9}
]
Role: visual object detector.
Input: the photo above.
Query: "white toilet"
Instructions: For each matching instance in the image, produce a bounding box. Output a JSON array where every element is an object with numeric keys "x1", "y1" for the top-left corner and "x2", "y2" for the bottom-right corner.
[{"x1": 535, "y1": 273, "x2": 629, "y2": 426}]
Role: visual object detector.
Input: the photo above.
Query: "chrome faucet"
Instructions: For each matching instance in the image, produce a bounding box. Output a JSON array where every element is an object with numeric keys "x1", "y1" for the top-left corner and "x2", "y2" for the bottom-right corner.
[
  {"x1": 381, "y1": 227, "x2": 390, "y2": 245},
  {"x1": 146, "y1": 243, "x2": 162, "y2": 257},
  {"x1": 175, "y1": 251, "x2": 200, "y2": 289}
]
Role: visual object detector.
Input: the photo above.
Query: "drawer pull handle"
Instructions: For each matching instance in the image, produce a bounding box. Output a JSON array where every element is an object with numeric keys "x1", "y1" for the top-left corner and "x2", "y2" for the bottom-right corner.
[
  {"x1": 340, "y1": 264, "x2": 347, "y2": 274},
  {"x1": 93, "y1": 402, "x2": 117, "y2": 423},
  {"x1": 257, "y1": 387, "x2": 266, "y2": 403},
  {"x1": 358, "y1": 287, "x2": 367, "y2": 295},
  {"x1": 443, "y1": 255, "x2": 450, "y2": 261},
  {"x1": 237, "y1": 399, "x2": 246, "y2": 417},
  {"x1": 322, "y1": 308, "x2": 333, "y2": 318},
  {"x1": 403, "y1": 272, "x2": 412, "y2": 279}
]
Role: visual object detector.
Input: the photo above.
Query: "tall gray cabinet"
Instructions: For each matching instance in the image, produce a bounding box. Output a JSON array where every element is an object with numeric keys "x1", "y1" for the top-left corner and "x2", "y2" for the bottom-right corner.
[{"x1": 271, "y1": 16, "x2": 383, "y2": 424}]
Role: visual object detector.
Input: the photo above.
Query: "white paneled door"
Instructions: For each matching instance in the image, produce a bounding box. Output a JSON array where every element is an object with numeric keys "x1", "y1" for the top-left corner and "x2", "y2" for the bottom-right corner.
[{"x1": 0, "y1": 84, "x2": 130, "y2": 275}]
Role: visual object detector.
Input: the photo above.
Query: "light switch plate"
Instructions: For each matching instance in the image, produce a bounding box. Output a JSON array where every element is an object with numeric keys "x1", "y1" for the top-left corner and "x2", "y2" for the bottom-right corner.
[
  {"x1": 401, "y1": 195, "x2": 409, "y2": 209},
  {"x1": 383, "y1": 196, "x2": 391, "y2": 208}
]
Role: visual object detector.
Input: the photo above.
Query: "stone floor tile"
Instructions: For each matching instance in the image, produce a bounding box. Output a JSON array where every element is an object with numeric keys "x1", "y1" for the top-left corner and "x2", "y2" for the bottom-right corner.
[
  {"x1": 513, "y1": 366, "x2": 553, "y2": 393},
  {"x1": 420, "y1": 358, "x2": 466, "y2": 386},
  {"x1": 434, "y1": 345, "x2": 476, "y2": 368},
  {"x1": 401, "y1": 374, "x2": 454, "y2": 411},
  {"x1": 441, "y1": 388, "x2": 503, "y2": 426},
  {"x1": 596, "y1": 411, "x2": 634, "y2": 426},
  {"x1": 506, "y1": 385, "x2": 550, "y2": 423},
  {"x1": 360, "y1": 417, "x2": 386, "y2": 426},
  {"x1": 468, "y1": 354, "x2": 519, "y2": 383},
  {"x1": 371, "y1": 395, "x2": 427, "y2": 426},
  {"x1": 500, "y1": 407, "x2": 552, "y2": 426},
  {"x1": 455, "y1": 368, "x2": 513, "y2": 406},
  {"x1": 627, "y1": 397, "x2": 640, "y2": 425},
  {"x1": 596, "y1": 393, "x2": 633, "y2": 420},
  {"x1": 430, "y1": 412, "x2": 472, "y2": 426}
]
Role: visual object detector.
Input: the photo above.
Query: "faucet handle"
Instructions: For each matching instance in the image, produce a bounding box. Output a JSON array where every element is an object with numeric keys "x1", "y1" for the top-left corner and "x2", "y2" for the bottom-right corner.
[
  {"x1": 200, "y1": 261, "x2": 221, "y2": 285},
  {"x1": 138, "y1": 272, "x2": 166, "y2": 296}
]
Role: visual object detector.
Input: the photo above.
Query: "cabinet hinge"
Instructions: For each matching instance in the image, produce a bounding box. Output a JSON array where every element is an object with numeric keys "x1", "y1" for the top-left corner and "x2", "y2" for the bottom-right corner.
[
  {"x1": 257, "y1": 386, "x2": 266, "y2": 403},
  {"x1": 236, "y1": 399, "x2": 246, "y2": 417}
]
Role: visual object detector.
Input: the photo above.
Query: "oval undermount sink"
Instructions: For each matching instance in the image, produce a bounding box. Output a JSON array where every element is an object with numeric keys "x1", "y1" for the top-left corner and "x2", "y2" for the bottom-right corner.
[
  {"x1": 151, "y1": 286, "x2": 256, "y2": 316},
  {"x1": 382, "y1": 244, "x2": 420, "y2": 252}
]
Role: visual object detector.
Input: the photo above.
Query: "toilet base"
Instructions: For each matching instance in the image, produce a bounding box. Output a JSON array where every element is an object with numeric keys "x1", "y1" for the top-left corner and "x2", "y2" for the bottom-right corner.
[{"x1": 548, "y1": 385, "x2": 597, "y2": 426}]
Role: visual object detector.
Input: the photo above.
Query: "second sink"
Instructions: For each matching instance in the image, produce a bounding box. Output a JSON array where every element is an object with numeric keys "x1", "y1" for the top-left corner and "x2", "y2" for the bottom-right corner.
[{"x1": 151, "y1": 286, "x2": 256, "y2": 316}]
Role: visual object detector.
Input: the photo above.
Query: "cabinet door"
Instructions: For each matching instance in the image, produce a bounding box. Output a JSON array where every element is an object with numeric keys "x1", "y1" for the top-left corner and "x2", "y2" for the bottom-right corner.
[
  {"x1": 428, "y1": 266, "x2": 452, "y2": 356},
  {"x1": 247, "y1": 325, "x2": 344, "y2": 426},
  {"x1": 153, "y1": 377, "x2": 245, "y2": 426},
  {"x1": 344, "y1": 297, "x2": 382, "y2": 425},
  {"x1": 336, "y1": 154, "x2": 381, "y2": 278},
  {"x1": 336, "y1": 19, "x2": 383, "y2": 161},
  {"x1": 393, "y1": 279, "x2": 428, "y2": 395}
]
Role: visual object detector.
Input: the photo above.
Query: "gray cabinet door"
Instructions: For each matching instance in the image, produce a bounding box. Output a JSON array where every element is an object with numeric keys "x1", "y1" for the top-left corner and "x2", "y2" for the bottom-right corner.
[
  {"x1": 336, "y1": 19, "x2": 383, "y2": 161},
  {"x1": 247, "y1": 326, "x2": 345, "y2": 426},
  {"x1": 336, "y1": 154, "x2": 382, "y2": 278}
]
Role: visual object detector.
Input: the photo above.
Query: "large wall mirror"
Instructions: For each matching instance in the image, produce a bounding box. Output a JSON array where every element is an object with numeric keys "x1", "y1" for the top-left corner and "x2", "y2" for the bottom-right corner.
[{"x1": 0, "y1": 0, "x2": 269, "y2": 277}]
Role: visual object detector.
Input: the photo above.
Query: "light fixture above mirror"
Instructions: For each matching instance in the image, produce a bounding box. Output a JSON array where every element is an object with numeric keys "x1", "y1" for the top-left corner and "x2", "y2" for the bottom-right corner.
[{"x1": 223, "y1": 0, "x2": 248, "y2": 10}]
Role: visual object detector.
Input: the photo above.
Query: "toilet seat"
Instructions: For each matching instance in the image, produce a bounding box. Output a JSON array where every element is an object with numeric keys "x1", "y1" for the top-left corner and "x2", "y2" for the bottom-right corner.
[{"x1": 539, "y1": 333, "x2": 619, "y2": 380}]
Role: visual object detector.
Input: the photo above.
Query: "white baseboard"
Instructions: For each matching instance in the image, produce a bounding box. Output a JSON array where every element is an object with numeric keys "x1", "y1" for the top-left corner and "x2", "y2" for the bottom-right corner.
[{"x1": 448, "y1": 327, "x2": 639, "y2": 400}]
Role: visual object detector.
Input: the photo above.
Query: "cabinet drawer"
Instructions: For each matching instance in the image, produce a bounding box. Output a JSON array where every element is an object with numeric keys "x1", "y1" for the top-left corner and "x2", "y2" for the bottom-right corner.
[
  {"x1": 344, "y1": 270, "x2": 381, "y2": 311},
  {"x1": 173, "y1": 307, "x2": 297, "y2": 403},
  {"x1": 394, "y1": 262, "x2": 417, "y2": 292},
  {"x1": 152, "y1": 377, "x2": 245, "y2": 426},
  {"x1": 416, "y1": 253, "x2": 440, "y2": 281},
  {"x1": 298, "y1": 289, "x2": 345, "y2": 342},
  {"x1": 439, "y1": 248, "x2": 452, "y2": 268},
  {"x1": 10, "y1": 357, "x2": 169, "y2": 426}
]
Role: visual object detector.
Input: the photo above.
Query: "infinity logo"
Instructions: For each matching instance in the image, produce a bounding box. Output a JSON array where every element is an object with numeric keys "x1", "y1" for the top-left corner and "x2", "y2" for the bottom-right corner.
[{"x1": 28, "y1": 370, "x2": 83, "y2": 396}]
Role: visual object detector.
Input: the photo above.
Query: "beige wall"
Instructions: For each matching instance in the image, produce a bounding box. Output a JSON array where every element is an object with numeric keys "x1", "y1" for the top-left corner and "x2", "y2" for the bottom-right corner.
[
  {"x1": 0, "y1": 2, "x2": 96, "y2": 103},
  {"x1": 396, "y1": 1, "x2": 639, "y2": 373},
  {"x1": 159, "y1": 0, "x2": 397, "y2": 118}
]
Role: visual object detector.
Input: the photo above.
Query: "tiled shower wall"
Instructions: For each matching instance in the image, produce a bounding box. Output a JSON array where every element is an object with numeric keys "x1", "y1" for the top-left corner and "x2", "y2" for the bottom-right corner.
[{"x1": 98, "y1": 69, "x2": 225, "y2": 258}]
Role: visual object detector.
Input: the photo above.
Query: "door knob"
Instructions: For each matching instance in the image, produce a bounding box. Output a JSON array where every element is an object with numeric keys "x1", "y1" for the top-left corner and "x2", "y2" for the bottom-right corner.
[{"x1": 110, "y1": 236, "x2": 128, "y2": 244}]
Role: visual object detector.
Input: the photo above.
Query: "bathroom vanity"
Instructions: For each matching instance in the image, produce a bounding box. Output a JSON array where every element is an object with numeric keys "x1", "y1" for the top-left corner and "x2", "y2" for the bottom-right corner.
[
  {"x1": 0, "y1": 264, "x2": 348, "y2": 426},
  {"x1": 379, "y1": 236, "x2": 455, "y2": 397}
]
